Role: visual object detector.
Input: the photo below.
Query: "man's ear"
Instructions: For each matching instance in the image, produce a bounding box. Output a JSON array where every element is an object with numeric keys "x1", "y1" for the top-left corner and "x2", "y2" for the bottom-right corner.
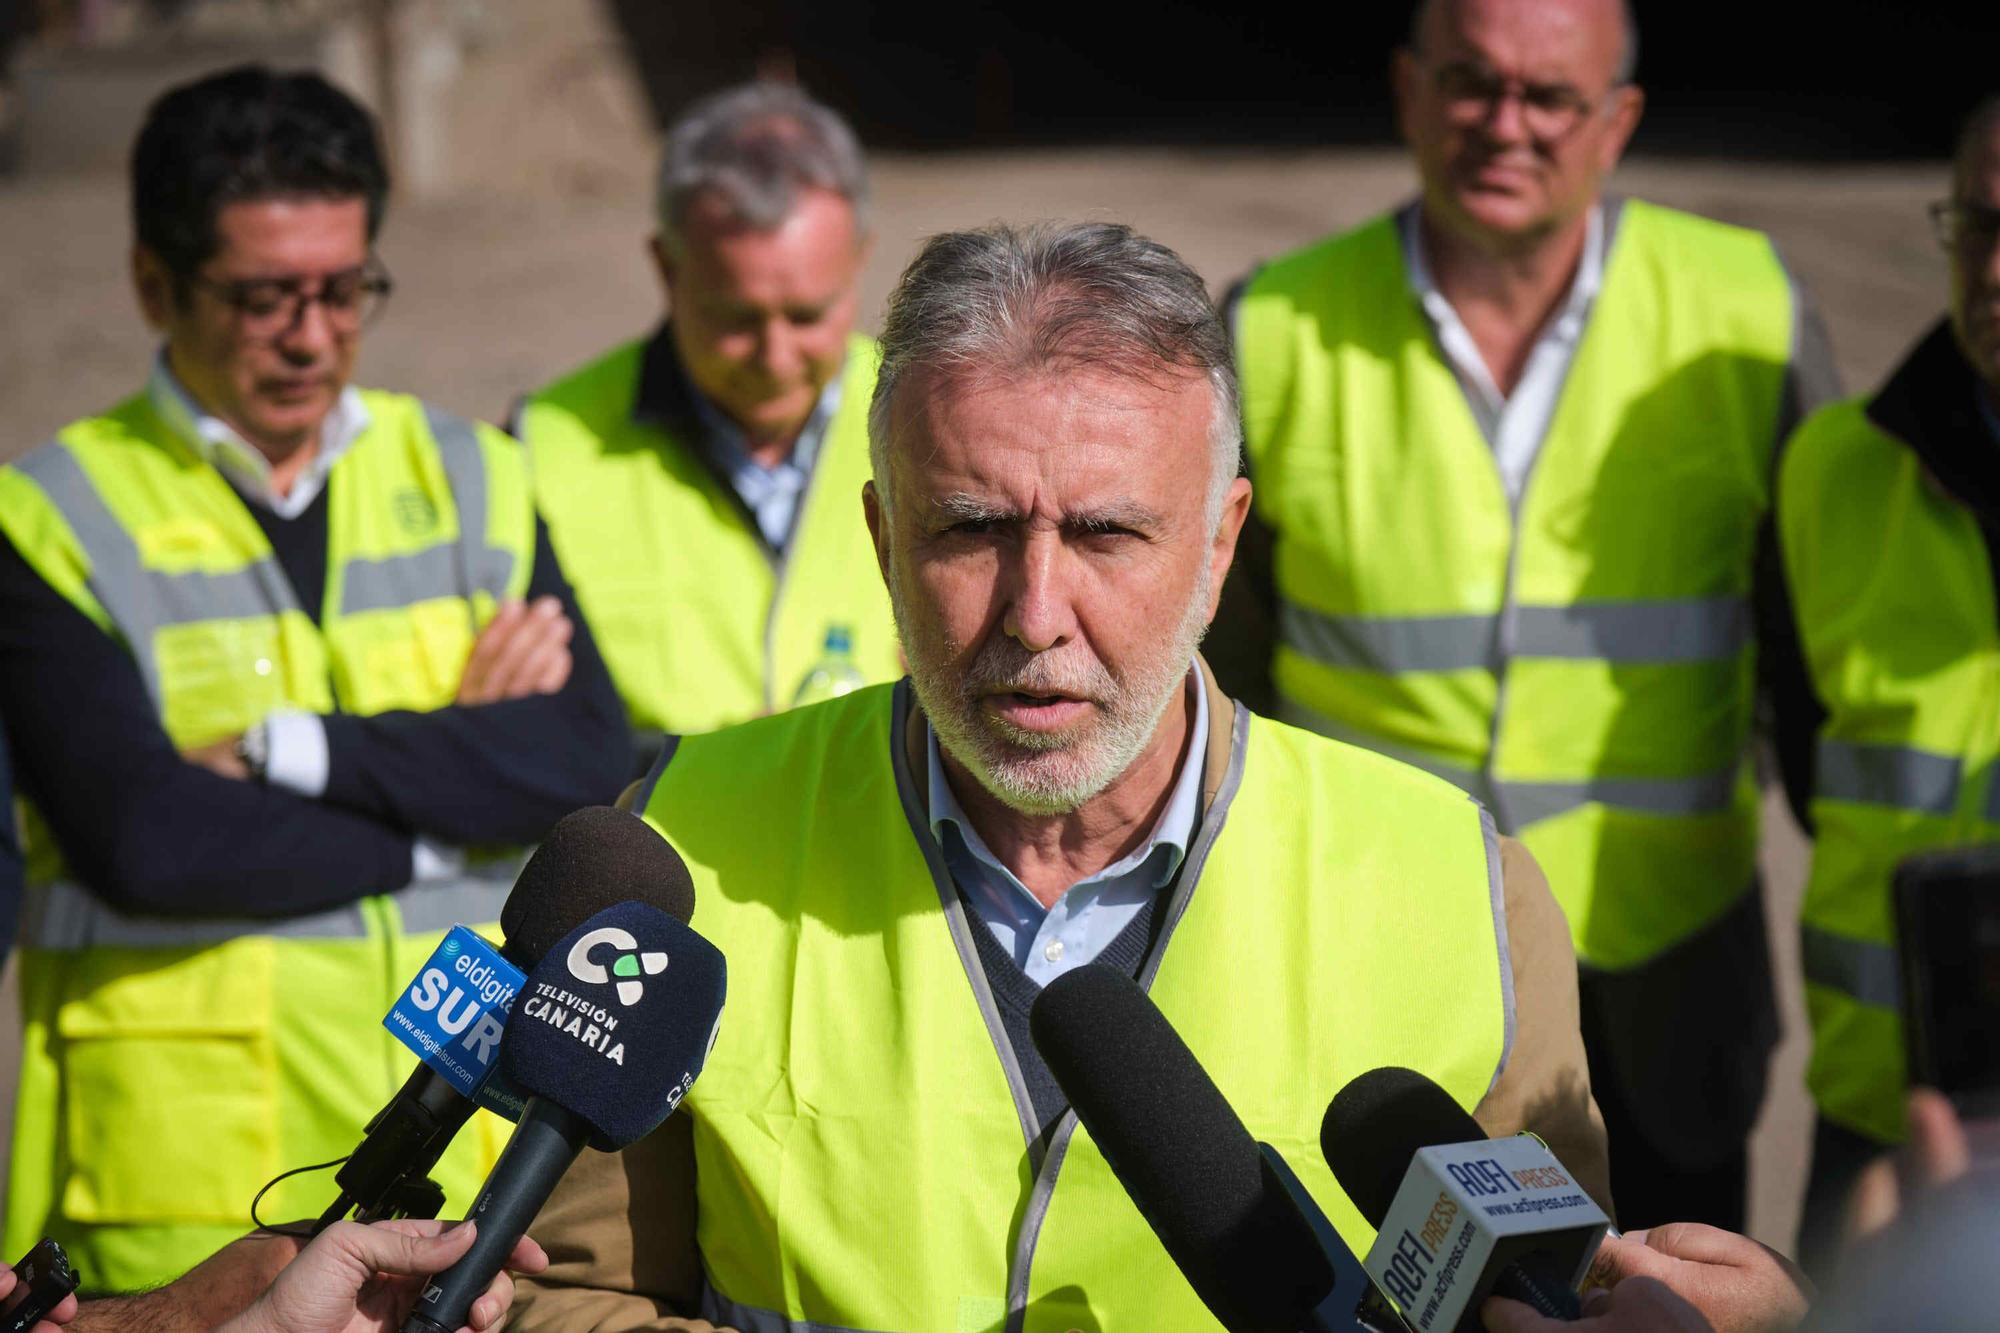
[
  {"x1": 1205, "y1": 476, "x2": 1255, "y2": 618},
  {"x1": 863, "y1": 479, "x2": 892, "y2": 591},
  {"x1": 1597, "y1": 84, "x2": 1647, "y2": 174},
  {"x1": 648, "y1": 233, "x2": 676, "y2": 306},
  {"x1": 1390, "y1": 48, "x2": 1422, "y2": 148},
  {"x1": 133, "y1": 245, "x2": 176, "y2": 331}
]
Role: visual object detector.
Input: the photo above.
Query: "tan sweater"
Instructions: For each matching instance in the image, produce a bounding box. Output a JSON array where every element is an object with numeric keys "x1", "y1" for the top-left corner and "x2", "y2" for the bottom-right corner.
[{"x1": 512, "y1": 666, "x2": 1611, "y2": 1330}]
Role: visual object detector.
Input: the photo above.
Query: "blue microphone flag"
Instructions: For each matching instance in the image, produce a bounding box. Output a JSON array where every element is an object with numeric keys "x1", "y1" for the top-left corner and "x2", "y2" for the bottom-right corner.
[{"x1": 383, "y1": 925, "x2": 525, "y2": 1105}]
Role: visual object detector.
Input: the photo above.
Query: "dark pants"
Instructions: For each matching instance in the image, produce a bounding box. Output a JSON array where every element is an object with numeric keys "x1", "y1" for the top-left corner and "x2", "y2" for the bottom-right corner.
[
  {"x1": 1582, "y1": 997, "x2": 1749, "y2": 1231},
  {"x1": 1575, "y1": 891, "x2": 1776, "y2": 1232},
  {"x1": 1794, "y1": 1116, "x2": 1888, "y2": 1279}
]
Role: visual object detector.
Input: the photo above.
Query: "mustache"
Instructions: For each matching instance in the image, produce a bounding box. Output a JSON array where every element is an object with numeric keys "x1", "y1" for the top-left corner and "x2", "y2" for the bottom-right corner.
[{"x1": 956, "y1": 638, "x2": 1119, "y2": 703}]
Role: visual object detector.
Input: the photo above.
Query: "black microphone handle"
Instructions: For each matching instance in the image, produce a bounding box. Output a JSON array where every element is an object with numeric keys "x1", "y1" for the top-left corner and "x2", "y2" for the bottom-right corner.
[
  {"x1": 327, "y1": 1064, "x2": 480, "y2": 1231},
  {"x1": 1491, "y1": 1251, "x2": 1581, "y2": 1323},
  {"x1": 400, "y1": 1095, "x2": 592, "y2": 1333}
]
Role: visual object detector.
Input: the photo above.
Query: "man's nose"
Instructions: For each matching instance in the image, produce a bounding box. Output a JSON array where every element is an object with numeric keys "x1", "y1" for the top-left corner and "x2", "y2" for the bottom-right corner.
[
  {"x1": 757, "y1": 316, "x2": 803, "y2": 379},
  {"x1": 1002, "y1": 529, "x2": 1078, "y2": 654},
  {"x1": 1479, "y1": 89, "x2": 1531, "y2": 145},
  {"x1": 276, "y1": 294, "x2": 336, "y2": 362}
]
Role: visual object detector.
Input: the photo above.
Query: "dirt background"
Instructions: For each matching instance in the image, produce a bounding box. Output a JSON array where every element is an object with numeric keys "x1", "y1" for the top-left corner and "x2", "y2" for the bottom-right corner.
[{"x1": 0, "y1": 0, "x2": 1961, "y2": 1258}]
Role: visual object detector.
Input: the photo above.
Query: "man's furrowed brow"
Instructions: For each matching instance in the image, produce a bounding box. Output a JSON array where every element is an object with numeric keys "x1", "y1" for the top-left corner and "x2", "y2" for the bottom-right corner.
[
  {"x1": 1066, "y1": 499, "x2": 1163, "y2": 532},
  {"x1": 930, "y1": 493, "x2": 1019, "y2": 524}
]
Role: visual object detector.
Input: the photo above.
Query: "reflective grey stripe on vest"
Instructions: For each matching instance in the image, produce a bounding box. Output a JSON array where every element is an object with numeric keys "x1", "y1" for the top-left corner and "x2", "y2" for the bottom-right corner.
[
  {"x1": 21, "y1": 872, "x2": 513, "y2": 951},
  {"x1": 699, "y1": 1286, "x2": 888, "y2": 1333},
  {"x1": 391, "y1": 859, "x2": 521, "y2": 934},
  {"x1": 13, "y1": 442, "x2": 299, "y2": 704},
  {"x1": 1277, "y1": 697, "x2": 1738, "y2": 828},
  {"x1": 1500, "y1": 767, "x2": 1741, "y2": 827},
  {"x1": 338, "y1": 409, "x2": 517, "y2": 614},
  {"x1": 1279, "y1": 593, "x2": 1748, "y2": 673},
  {"x1": 1815, "y1": 739, "x2": 1961, "y2": 817},
  {"x1": 423, "y1": 407, "x2": 517, "y2": 602},
  {"x1": 1801, "y1": 923, "x2": 1900, "y2": 1011},
  {"x1": 1281, "y1": 602, "x2": 1494, "y2": 672}
]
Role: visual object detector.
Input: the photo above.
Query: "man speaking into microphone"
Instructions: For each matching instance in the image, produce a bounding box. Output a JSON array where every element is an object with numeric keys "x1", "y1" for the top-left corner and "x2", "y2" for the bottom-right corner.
[{"x1": 514, "y1": 221, "x2": 1612, "y2": 1331}]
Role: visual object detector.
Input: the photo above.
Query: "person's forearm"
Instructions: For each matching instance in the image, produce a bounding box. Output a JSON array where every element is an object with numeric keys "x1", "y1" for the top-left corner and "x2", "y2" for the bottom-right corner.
[
  {"x1": 70, "y1": 1233, "x2": 304, "y2": 1332},
  {"x1": 0, "y1": 533, "x2": 417, "y2": 917},
  {"x1": 312, "y1": 526, "x2": 632, "y2": 844}
]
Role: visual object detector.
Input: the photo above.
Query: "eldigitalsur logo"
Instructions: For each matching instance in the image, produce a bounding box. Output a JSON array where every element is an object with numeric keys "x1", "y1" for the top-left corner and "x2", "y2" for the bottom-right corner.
[{"x1": 567, "y1": 926, "x2": 668, "y2": 1006}]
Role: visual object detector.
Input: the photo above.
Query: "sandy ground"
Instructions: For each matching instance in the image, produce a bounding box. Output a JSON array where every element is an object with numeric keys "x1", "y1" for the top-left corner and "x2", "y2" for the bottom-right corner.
[{"x1": 0, "y1": 0, "x2": 1960, "y2": 1260}]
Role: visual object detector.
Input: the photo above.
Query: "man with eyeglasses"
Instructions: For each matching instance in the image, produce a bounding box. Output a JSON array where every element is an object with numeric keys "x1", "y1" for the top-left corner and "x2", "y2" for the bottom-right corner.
[
  {"x1": 1767, "y1": 95, "x2": 2000, "y2": 1272},
  {"x1": 1218, "y1": 0, "x2": 1840, "y2": 1231},
  {"x1": 0, "y1": 65, "x2": 628, "y2": 1289}
]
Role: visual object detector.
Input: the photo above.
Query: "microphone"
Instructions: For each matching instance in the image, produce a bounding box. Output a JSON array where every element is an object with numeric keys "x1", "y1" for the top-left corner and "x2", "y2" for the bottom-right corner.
[
  {"x1": 401, "y1": 898, "x2": 727, "y2": 1333},
  {"x1": 1321, "y1": 1068, "x2": 1609, "y2": 1332},
  {"x1": 1030, "y1": 964, "x2": 1407, "y2": 1333},
  {"x1": 324, "y1": 806, "x2": 697, "y2": 1228}
]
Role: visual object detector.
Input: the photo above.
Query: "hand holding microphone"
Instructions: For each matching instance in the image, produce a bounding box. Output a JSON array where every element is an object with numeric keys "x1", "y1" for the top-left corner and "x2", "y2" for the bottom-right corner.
[
  {"x1": 399, "y1": 896, "x2": 726, "y2": 1333},
  {"x1": 216, "y1": 1220, "x2": 547, "y2": 1333},
  {"x1": 1477, "y1": 1225, "x2": 1810, "y2": 1332}
]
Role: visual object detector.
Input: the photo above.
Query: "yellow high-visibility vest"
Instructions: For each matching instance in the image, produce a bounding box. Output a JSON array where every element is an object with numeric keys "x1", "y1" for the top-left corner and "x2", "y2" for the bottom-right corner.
[
  {"x1": 0, "y1": 389, "x2": 532, "y2": 1287},
  {"x1": 1236, "y1": 200, "x2": 1794, "y2": 972},
  {"x1": 519, "y1": 335, "x2": 900, "y2": 736},
  {"x1": 640, "y1": 681, "x2": 1511, "y2": 1331},
  {"x1": 1780, "y1": 394, "x2": 2000, "y2": 1143}
]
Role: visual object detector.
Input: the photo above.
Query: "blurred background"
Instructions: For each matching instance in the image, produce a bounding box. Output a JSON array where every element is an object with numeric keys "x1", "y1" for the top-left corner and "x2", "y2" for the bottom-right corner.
[{"x1": 1, "y1": 0, "x2": 1996, "y2": 1254}]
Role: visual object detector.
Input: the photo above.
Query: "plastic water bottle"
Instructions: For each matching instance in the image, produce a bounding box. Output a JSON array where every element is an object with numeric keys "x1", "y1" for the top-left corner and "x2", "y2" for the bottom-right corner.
[{"x1": 792, "y1": 624, "x2": 868, "y2": 707}]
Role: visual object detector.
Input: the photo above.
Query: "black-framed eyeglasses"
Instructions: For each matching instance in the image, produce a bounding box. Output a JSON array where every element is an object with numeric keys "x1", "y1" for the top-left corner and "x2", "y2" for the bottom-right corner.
[
  {"x1": 1929, "y1": 200, "x2": 2000, "y2": 252},
  {"x1": 1429, "y1": 60, "x2": 1612, "y2": 142},
  {"x1": 183, "y1": 258, "x2": 394, "y2": 339}
]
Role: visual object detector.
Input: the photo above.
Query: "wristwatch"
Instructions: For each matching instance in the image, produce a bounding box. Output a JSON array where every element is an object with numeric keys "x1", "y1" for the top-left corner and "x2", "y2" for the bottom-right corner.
[{"x1": 235, "y1": 721, "x2": 270, "y2": 783}]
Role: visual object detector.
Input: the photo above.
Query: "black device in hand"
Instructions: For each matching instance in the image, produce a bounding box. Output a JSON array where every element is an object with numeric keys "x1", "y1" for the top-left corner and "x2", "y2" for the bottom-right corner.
[
  {"x1": 3, "y1": 1238, "x2": 78, "y2": 1333},
  {"x1": 1895, "y1": 844, "x2": 2000, "y2": 1121}
]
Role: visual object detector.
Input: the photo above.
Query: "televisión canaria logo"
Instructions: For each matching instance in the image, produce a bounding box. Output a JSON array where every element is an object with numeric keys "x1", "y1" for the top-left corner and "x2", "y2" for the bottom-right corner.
[{"x1": 515, "y1": 927, "x2": 667, "y2": 1065}]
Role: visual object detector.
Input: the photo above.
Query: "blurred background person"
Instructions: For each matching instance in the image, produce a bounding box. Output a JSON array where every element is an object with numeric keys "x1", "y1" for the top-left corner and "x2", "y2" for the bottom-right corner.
[
  {"x1": 1217, "y1": 0, "x2": 1841, "y2": 1231},
  {"x1": 1767, "y1": 94, "x2": 2000, "y2": 1271},
  {"x1": 0, "y1": 65, "x2": 627, "y2": 1289},
  {"x1": 514, "y1": 81, "x2": 898, "y2": 765},
  {"x1": 0, "y1": 731, "x2": 17, "y2": 963}
]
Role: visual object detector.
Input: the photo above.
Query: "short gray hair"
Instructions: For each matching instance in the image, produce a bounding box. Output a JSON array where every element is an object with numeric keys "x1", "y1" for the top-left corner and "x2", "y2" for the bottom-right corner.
[
  {"x1": 1410, "y1": 0, "x2": 1640, "y2": 86},
  {"x1": 655, "y1": 82, "x2": 869, "y2": 251},
  {"x1": 868, "y1": 221, "x2": 1241, "y2": 530}
]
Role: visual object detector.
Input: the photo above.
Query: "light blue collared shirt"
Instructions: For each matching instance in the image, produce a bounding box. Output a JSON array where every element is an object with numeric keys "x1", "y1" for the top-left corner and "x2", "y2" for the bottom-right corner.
[
  {"x1": 928, "y1": 667, "x2": 1208, "y2": 986},
  {"x1": 689, "y1": 379, "x2": 842, "y2": 553}
]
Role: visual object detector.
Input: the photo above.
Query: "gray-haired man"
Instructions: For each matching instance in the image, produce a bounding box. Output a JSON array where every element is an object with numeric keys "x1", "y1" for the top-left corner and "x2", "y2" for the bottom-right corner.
[
  {"x1": 510, "y1": 221, "x2": 1609, "y2": 1332},
  {"x1": 515, "y1": 81, "x2": 897, "y2": 756}
]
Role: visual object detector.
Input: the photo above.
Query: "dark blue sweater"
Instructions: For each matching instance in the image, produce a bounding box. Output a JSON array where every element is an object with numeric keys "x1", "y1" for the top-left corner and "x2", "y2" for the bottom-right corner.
[{"x1": 0, "y1": 477, "x2": 631, "y2": 923}]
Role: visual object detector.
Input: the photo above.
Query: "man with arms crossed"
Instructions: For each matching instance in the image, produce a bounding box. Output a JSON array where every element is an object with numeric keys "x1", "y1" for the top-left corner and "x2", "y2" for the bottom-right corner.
[
  {"x1": 1219, "y1": 0, "x2": 1840, "y2": 1229},
  {"x1": 517, "y1": 82, "x2": 898, "y2": 757},
  {"x1": 512, "y1": 222, "x2": 1608, "y2": 1331},
  {"x1": 0, "y1": 66, "x2": 627, "y2": 1288}
]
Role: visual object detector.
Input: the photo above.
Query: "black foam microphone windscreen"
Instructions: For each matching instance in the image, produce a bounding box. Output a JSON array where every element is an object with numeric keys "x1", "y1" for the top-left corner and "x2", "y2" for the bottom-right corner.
[
  {"x1": 1030, "y1": 963, "x2": 1335, "y2": 1333},
  {"x1": 1320, "y1": 1066, "x2": 1486, "y2": 1227},
  {"x1": 326, "y1": 806, "x2": 700, "y2": 1230},
  {"x1": 402, "y1": 901, "x2": 728, "y2": 1333},
  {"x1": 500, "y1": 805, "x2": 697, "y2": 962}
]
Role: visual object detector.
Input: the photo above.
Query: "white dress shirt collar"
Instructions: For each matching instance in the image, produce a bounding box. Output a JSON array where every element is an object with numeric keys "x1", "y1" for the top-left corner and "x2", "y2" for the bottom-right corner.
[
  {"x1": 145, "y1": 350, "x2": 370, "y2": 520},
  {"x1": 1400, "y1": 202, "x2": 1607, "y2": 504}
]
